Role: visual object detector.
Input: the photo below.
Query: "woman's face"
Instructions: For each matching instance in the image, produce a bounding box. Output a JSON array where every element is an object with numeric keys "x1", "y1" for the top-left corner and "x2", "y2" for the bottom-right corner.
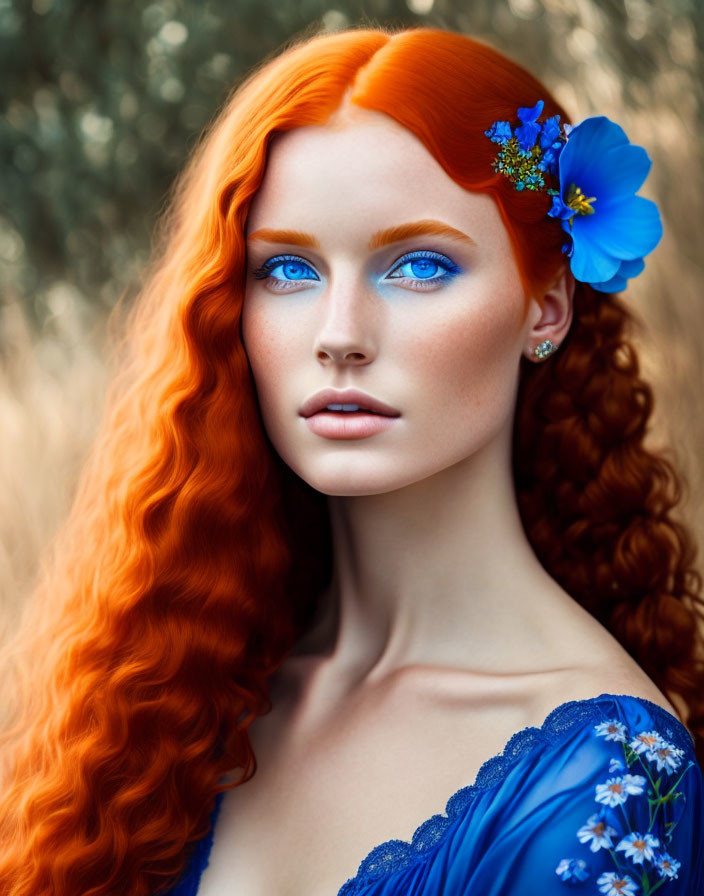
[{"x1": 241, "y1": 106, "x2": 541, "y2": 496}]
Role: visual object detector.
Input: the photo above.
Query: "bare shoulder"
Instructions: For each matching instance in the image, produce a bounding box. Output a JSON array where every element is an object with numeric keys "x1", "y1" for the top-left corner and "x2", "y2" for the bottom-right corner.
[
  {"x1": 558, "y1": 652, "x2": 682, "y2": 723},
  {"x1": 537, "y1": 592, "x2": 684, "y2": 724}
]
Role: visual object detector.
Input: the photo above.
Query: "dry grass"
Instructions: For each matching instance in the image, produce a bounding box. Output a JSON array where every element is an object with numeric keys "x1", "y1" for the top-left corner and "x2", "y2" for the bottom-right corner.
[{"x1": 0, "y1": 282, "x2": 110, "y2": 642}]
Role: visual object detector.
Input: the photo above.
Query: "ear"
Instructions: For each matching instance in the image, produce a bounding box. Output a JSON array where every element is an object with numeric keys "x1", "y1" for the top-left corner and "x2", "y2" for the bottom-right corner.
[{"x1": 522, "y1": 263, "x2": 575, "y2": 362}]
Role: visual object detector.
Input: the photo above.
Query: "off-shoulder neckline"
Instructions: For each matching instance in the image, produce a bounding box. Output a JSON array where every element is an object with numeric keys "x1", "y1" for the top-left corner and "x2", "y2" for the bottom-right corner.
[
  {"x1": 200, "y1": 692, "x2": 694, "y2": 896},
  {"x1": 332, "y1": 691, "x2": 694, "y2": 896}
]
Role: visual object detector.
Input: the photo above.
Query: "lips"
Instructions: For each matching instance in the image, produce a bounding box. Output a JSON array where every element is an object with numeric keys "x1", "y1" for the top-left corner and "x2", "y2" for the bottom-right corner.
[{"x1": 299, "y1": 388, "x2": 401, "y2": 419}]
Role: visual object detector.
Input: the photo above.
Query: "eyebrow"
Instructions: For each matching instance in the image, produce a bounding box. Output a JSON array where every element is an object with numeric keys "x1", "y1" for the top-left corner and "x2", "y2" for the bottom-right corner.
[{"x1": 246, "y1": 219, "x2": 477, "y2": 251}]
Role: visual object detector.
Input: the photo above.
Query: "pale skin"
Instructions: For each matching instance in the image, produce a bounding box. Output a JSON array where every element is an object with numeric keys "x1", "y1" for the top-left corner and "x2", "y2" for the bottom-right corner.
[{"x1": 197, "y1": 102, "x2": 677, "y2": 895}]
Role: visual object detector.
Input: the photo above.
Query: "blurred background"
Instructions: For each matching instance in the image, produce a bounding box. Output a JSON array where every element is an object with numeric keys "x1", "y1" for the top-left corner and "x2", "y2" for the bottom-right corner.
[{"x1": 0, "y1": 0, "x2": 702, "y2": 638}]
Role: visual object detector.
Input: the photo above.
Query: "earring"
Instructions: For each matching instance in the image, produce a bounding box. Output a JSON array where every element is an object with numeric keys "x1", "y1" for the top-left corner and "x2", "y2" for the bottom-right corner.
[{"x1": 533, "y1": 339, "x2": 557, "y2": 360}]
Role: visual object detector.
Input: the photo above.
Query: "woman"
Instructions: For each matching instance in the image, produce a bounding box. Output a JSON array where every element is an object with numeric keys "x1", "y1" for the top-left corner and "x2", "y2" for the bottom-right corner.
[{"x1": 0, "y1": 24, "x2": 702, "y2": 896}]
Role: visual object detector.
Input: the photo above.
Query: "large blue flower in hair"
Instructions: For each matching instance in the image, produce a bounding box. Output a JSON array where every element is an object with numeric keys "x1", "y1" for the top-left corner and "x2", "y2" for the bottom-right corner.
[{"x1": 548, "y1": 116, "x2": 662, "y2": 292}]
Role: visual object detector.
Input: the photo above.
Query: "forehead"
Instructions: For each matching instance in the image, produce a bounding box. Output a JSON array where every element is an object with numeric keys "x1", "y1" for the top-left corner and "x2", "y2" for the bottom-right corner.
[{"x1": 246, "y1": 109, "x2": 499, "y2": 244}]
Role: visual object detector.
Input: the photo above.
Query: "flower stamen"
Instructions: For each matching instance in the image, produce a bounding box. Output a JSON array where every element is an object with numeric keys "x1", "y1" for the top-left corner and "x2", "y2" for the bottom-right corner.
[
  {"x1": 564, "y1": 183, "x2": 597, "y2": 230},
  {"x1": 566, "y1": 183, "x2": 597, "y2": 212}
]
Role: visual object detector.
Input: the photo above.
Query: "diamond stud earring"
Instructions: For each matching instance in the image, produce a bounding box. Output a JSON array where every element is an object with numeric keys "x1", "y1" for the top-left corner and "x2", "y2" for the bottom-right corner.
[{"x1": 533, "y1": 339, "x2": 557, "y2": 360}]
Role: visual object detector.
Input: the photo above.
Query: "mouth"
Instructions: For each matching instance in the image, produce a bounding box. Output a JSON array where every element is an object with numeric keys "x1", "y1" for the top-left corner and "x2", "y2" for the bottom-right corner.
[
  {"x1": 310, "y1": 408, "x2": 387, "y2": 417},
  {"x1": 300, "y1": 392, "x2": 401, "y2": 419},
  {"x1": 303, "y1": 406, "x2": 398, "y2": 440}
]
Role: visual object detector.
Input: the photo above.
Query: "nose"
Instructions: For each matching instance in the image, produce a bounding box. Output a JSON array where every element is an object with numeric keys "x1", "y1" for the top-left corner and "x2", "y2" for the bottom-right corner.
[{"x1": 312, "y1": 277, "x2": 377, "y2": 365}]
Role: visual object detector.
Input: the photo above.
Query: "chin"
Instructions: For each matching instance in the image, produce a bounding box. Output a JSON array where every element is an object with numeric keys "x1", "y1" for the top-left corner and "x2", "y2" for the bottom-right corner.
[{"x1": 296, "y1": 460, "x2": 444, "y2": 498}]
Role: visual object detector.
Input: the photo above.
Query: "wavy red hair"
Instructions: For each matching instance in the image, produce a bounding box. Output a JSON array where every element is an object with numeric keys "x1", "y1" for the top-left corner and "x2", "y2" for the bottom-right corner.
[{"x1": 0, "y1": 25, "x2": 702, "y2": 895}]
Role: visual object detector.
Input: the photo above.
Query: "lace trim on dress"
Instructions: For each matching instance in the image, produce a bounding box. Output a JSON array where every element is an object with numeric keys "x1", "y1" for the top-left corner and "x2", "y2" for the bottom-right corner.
[{"x1": 335, "y1": 692, "x2": 695, "y2": 896}]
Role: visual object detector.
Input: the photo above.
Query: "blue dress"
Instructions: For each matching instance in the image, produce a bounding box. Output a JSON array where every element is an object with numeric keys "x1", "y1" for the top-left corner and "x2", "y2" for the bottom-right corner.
[{"x1": 165, "y1": 693, "x2": 704, "y2": 895}]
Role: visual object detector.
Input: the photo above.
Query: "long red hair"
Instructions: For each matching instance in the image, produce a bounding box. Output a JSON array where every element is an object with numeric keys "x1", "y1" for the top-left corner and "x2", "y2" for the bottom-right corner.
[{"x1": 0, "y1": 25, "x2": 701, "y2": 895}]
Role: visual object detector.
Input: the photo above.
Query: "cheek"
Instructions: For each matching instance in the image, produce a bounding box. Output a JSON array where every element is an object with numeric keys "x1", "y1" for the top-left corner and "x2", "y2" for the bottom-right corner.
[
  {"x1": 240, "y1": 301, "x2": 290, "y2": 418},
  {"x1": 409, "y1": 291, "x2": 523, "y2": 432},
  {"x1": 241, "y1": 298, "x2": 318, "y2": 456}
]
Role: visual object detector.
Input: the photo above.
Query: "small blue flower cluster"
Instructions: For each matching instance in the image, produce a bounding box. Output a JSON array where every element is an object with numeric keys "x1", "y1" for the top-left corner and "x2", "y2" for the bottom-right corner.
[
  {"x1": 484, "y1": 100, "x2": 663, "y2": 293},
  {"x1": 554, "y1": 718, "x2": 695, "y2": 894},
  {"x1": 484, "y1": 99, "x2": 567, "y2": 190}
]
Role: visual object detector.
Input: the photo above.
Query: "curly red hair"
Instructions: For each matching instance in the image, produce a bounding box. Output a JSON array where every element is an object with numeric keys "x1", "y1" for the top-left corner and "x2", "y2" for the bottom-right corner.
[{"x1": 0, "y1": 25, "x2": 701, "y2": 895}]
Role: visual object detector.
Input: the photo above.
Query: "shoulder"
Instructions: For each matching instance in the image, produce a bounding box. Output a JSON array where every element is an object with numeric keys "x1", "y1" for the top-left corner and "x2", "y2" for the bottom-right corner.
[
  {"x1": 538, "y1": 689, "x2": 697, "y2": 792},
  {"x1": 574, "y1": 656, "x2": 682, "y2": 720},
  {"x1": 488, "y1": 691, "x2": 703, "y2": 895},
  {"x1": 512, "y1": 647, "x2": 693, "y2": 762},
  {"x1": 530, "y1": 633, "x2": 689, "y2": 739},
  {"x1": 531, "y1": 586, "x2": 686, "y2": 723}
]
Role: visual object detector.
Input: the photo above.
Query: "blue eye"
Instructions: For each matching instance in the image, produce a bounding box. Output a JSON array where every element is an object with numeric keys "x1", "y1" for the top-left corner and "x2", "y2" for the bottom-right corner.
[
  {"x1": 385, "y1": 250, "x2": 461, "y2": 289},
  {"x1": 251, "y1": 249, "x2": 462, "y2": 292},
  {"x1": 252, "y1": 254, "x2": 320, "y2": 290}
]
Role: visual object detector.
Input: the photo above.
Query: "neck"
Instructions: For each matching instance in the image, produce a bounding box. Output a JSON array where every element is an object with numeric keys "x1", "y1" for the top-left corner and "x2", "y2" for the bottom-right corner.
[{"x1": 292, "y1": 422, "x2": 582, "y2": 690}]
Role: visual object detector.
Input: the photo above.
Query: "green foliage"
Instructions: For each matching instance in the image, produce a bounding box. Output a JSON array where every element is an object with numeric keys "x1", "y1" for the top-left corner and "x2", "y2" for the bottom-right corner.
[
  {"x1": 0, "y1": 0, "x2": 701, "y2": 332},
  {"x1": 0, "y1": 0, "x2": 420, "y2": 329}
]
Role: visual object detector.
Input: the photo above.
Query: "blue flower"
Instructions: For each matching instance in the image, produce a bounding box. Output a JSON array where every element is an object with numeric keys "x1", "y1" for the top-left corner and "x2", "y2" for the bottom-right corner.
[
  {"x1": 484, "y1": 120, "x2": 513, "y2": 144},
  {"x1": 538, "y1": 140, "x2": 563, "y2": 177},
  {"x1": 548, "y1": 115, "x2": 662, "y2": 292},
  {"x1": 515, "y1": 99, "x2": 544, "y2": 151},
  {"x1": 539, "y1": 114, "x2": 562, "y2": 149},
  {"x1": 653, "y1": 849, "x2": 681, "y2": 879},
  {"x1": 555, "y1": 857, "x2": 591, "y2": 884}
]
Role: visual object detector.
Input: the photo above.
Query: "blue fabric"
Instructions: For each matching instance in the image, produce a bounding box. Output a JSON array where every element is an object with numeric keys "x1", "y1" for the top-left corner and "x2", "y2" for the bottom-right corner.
[
  {"x1": 165, "y1": 794, "x2": 224, "y2": 896},
  {"x1": 164, "y1": 693, "x2": 704, "y2": 895}
]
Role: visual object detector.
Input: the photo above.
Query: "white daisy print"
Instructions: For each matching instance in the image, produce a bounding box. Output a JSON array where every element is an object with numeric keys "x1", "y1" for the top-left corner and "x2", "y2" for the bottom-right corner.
[
  {"x1": 597, "y1": 871, "x2": 639, "y2": 895},
  {"x1": 615, "y1": 831, "x2": 660, "y2": 864},
  {"x1": 629, "y1": 730, "x2": 663, "y2": 755},
  {"x1": 620, "y1": 773, "x2": 646, "y2": 795},
  {"x1": 577, "y1": 813, "x2": 617, "y2": 852},
  {"x1": 645, "y1": 741, "x2": 685, "y2": 774},
  {"x1": 572, "y1": 714, "x2": 695, "y2": 896},
  {"x1": 595, "y1": 776, "x2": 629, "y2": 807},
  {"x1": 594, "y1": 719, "x2": 628, "y2": 742}
]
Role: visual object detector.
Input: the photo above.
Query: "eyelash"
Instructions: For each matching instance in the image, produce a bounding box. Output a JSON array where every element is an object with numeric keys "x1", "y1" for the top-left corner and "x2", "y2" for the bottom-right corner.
[{"x1": 251, "y1": 250, "x2": 462, "y2": 292}]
